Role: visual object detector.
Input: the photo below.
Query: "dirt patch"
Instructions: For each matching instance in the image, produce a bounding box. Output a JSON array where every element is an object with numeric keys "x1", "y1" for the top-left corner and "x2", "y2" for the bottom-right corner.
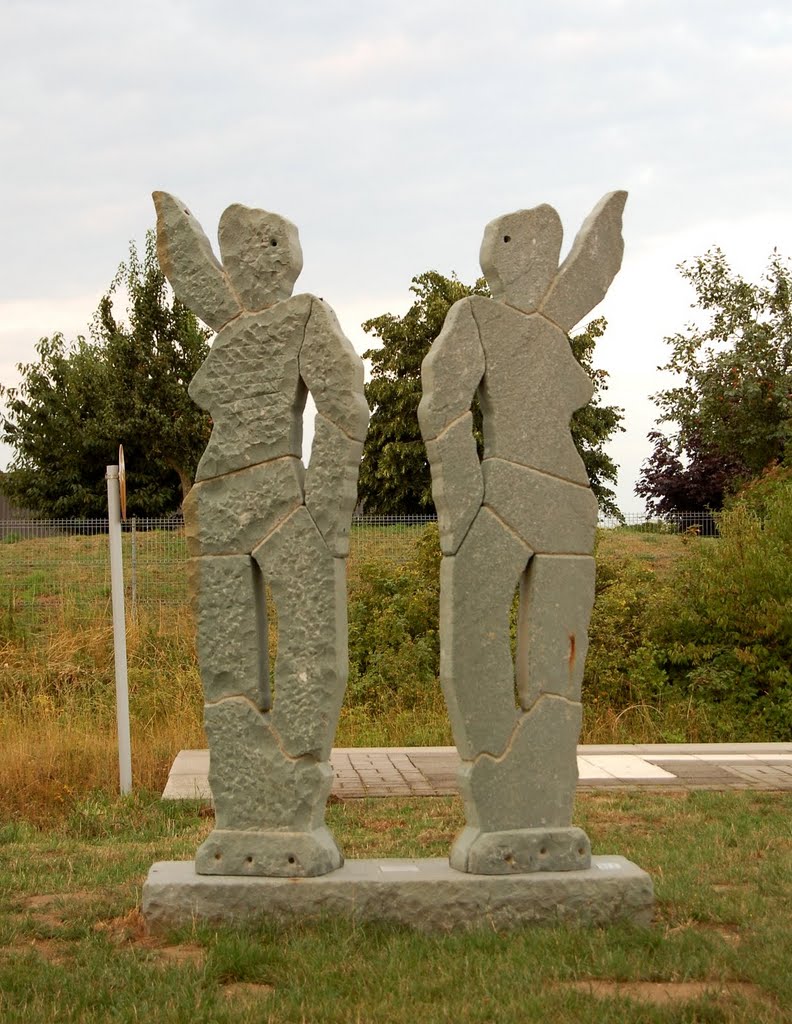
[
  {"x1": 0, "y1": 938, "x2": 71, "y2": 964},
  {"x1": 20, "y1": 890, "x2": 95, "y2": 928},
  {"x1": 557, "y1": 980, "x2": 767, "y2": 1006},
  {"x1": 667, "y1": 920, "x2": 743, "y2": 946},
  {"x1": 94, "y1": 908, "x2": 205, "y2": 967},
  {"x1": 94, "y1": 907, "x2": 149, "y2": 945},
  {"x1": 222, "y1": 981, "x2": 274, "y2": 1002},
  {"x1": 155, "y1": 944, "x2": 205, "y2": 967},
  {"x1": 694, "y1": 923, "x2": 742, "y2": 946}
]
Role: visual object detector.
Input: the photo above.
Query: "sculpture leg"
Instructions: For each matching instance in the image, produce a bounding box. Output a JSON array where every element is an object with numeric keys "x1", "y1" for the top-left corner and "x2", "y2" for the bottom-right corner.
[
  {"x1": 450, "y1": 553, "x2": 595, "y2": 874},
  {"x1": 439, "y1": 506, "x2": 527, "y2": 763},
  {"x1": 192, "y1": 537, "x2": 343, "y2": 878}
]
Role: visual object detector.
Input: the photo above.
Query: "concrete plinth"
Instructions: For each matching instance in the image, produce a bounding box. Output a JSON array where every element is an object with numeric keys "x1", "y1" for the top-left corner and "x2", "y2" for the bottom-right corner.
[{"x1": 142, "y1": 856, "x2": 653, "y2": 933}]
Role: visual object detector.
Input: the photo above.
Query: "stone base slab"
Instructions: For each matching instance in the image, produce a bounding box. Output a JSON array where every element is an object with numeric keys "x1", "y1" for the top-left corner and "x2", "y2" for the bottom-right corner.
[{"x1": 142, "y1": 856, "x2": 653, "y2": 933}]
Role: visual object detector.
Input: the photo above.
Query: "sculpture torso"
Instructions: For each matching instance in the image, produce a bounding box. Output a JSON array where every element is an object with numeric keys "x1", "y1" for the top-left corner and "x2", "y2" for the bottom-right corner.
[
  {"x1": 190, "y1": 295, "x2": 313, "y2": 481},
  {"x1": 468, "y1": 294, "x2": 593, "y2": 486}
]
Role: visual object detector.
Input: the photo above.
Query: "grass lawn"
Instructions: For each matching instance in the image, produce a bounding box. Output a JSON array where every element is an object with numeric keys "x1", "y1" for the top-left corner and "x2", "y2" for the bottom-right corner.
[{"x1": 1, "y1": 789, "x2": 790, "y2": 1023}]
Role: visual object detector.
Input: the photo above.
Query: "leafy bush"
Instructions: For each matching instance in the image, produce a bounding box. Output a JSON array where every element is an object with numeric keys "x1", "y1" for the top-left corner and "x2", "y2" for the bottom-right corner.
[
  {"x1": 649, "y1": 479, "x2": 792, "y2": 736},
  {"x1": 346, "y1": 525, "x2": 441, "y2": 711},
  {"x1": 583, "y1": 546, "x2": 666, "y2": 711}
]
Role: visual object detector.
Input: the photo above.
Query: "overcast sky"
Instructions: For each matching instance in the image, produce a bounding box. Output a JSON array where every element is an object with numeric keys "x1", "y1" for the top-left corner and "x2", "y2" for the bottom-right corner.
[{"x1": 2, "y1": 0, "x2": 791, "y2": 513}]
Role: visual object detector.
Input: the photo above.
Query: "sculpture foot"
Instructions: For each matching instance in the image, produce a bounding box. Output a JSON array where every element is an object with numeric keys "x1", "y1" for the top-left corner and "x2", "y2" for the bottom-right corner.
[
  {"x1": 196, "y1": 826, "x2": 343, "y2": 877},
  {"x1": 449, "y1": 825, "x2": 591, "y2": 874}
]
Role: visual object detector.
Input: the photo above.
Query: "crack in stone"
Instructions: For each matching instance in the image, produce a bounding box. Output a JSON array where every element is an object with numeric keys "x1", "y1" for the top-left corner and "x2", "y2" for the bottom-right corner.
[
  {"x1": 478, "y1": 504, "x2": 534, "y2": 555},
  {"x1": 192, "y1": 453, "x2": 305, "y2": 487},
  {"x1": 203, "y1": 695, "x2": 319, "y2": 764},
  {"x1": 465, "y1": 694, "x2": 583, "y2": 766},
  {"x1": 481, "y1": 455, "x2": 591, "y2": 490}
]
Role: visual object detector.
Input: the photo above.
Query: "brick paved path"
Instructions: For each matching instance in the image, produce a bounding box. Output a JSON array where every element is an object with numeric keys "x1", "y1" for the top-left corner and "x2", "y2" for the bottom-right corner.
[{"x1": 164, "y1": 744, "x2": 792, "y2": 800}]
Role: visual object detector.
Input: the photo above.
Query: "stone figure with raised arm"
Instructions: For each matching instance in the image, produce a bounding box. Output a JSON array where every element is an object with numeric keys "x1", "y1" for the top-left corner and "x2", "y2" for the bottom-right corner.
[
  {"x1": 418, "y1": 192, "x2": 627, "y2": 874},
  {"x1": 153, "y1": 193, "x2": 368, "y2": 877}
]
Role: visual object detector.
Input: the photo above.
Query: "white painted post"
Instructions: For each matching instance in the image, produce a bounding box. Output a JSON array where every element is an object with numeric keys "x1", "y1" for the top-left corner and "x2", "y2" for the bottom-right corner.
[{"x1": 106, "y1": 465, "x2": 132, "y2": 794}]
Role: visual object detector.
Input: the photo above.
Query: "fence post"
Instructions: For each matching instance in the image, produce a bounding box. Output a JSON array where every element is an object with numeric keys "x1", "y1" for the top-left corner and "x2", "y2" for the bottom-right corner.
[
  {"x1": 130, "y1": 517, "x2": 138, "y2": 610},
  {"x1": 106, "y1": 465, "x2": 132, "y2": 795}
]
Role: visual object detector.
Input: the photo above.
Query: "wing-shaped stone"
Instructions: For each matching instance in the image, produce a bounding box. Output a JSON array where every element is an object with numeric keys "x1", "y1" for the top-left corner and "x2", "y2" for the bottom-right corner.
[
  {"x1": 153, "y1": 191, "x2": 242, "y2": 330},
  {"x1": 539, "y1": 191, "x2": 627, "y2": 332}
]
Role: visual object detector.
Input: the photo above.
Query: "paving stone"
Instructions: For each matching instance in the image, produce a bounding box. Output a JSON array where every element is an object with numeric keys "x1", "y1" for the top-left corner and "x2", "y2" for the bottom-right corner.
[
  {"x1": 418, "y1": 298, "x2": 485, "y2": 441},
  {"x1": 300, "y1": 299, "x2": 369, "y2": 441},
  {"x1": 439, "y1": 507, "x2": 529, "y2": 759},
  {"x1": 304, "y1": 413, "x2": 364, "y2": 557},
  {"x1": 482, "y1": 459, "x2": 598, "y2": 553},
  {"x1": 189, "y1": 298, "x2": 312, "y2": 481},
  {"x1": 424, "y1": 412, "x2": 484, "y2": 555},
  {"x1": 218, "y1": 203, "x2": 303, "y2": 309},
  {"x1": 478, "y1": 204, "x2": 563, "y2": 313},
  {"x1": 469, "y1": 297, "x2": 591, "y2": 482},
  {"x1": 515, "y1": 554, "x2": 595, "y2": 708},
  {"x1": 189, "y1": 555, "x2": 269, "y2": 706},
  {"x1": 252, "y1": 506, "x2": 347, "y2": 760},
  {"x1": 143, "y1": 856, "x2": 654, "y2": 932},
  {"x1": 183, "y1": 457, "x2": 304, "y2": 557},
  {"x1": 540, "y1": 191, "x2": 627, "y2": 332},
  {"x1": 153, "y1": 191, "x2": 242, "y2": 331}
]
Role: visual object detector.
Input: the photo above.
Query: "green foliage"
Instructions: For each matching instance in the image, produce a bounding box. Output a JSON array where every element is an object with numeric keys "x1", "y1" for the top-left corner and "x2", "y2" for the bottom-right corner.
[
  {"x1": 358, "y1": 272, "x2": 624, "y2": 516},
  {"x1": 347, "y1": 524, "x2": 441, "y2": 708},
  {"x1": 583, "y1": 547, "x2": 666, "y2": 711},
  {"x1": 650, "y1": 479, "x2": 792, "y2": 735},
  {"x1": 0, "y1": 232, "x2": 210, "y2": 517},
  {"x1": 358, "y1": 272, "x2": 488, "y2": 514},
  {"x1": 638, "y1": 248, "x2": 792, "y2": 513},
  {"x1": 568, "y1": 317, "x2": 624, "y2": 519},
  {"x1": 345, "y1": 504, "x2": 792, "y2": 740}
]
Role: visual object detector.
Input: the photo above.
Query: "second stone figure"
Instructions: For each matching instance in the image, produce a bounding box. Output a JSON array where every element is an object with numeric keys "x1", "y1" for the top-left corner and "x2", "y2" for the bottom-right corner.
[
  {"x1": 153, "y1": 193, "x2": 369, "y2": 877},
  {"x1": 419, "y1": 192, "x2": 627, "y2": 874}
]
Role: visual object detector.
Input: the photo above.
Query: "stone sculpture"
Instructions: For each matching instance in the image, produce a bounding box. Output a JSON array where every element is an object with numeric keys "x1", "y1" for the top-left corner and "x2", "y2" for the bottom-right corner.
[
  {"x1": 418, "y1": 192, "x2": 627, "y2": 874},
  {"x1": 153, "y1": 192, "x2": 369, "y2": 877}
]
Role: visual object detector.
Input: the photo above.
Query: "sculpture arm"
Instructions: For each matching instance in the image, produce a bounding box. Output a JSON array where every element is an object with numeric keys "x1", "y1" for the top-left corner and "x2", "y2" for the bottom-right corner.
[
  {"x1": 299, "y1": 298, "x2": 369, "y2": 556},
  {"x1": 153, "y1": 191, "x2": 242, "y2": 332},
  {"x1": 418, "y1": 298, "x2": 486, "y2": 555},
  {"x1": 539, "y1": 191, "x2": 627, "y2": 332}
]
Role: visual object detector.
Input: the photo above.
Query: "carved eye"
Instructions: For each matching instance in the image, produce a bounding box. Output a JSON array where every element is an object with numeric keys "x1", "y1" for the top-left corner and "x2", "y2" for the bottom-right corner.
[
  {"x1": 270, "y1": 238, "x2": 278, "y2": 247},
  {"x1": 503, "y1": 235, "x2": 511, "y2": 243}
]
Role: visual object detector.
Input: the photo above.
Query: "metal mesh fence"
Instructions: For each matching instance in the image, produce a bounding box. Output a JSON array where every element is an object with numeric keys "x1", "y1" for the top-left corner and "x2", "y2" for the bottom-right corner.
[
  {"x1": 598, "y1": 511, "x2": 720, "y2": 537},
  {"x1": 0, "y1": 510, "x2": 719, "y2": 625}
]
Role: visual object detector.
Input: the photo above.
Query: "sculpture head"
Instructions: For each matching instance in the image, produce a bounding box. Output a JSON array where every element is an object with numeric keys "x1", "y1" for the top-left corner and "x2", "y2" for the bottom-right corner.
[
  {"x1": 218, "y1": 204, "x2": 303, "y2": 310},
  {"x1": 479, "y1": 204, "x2": 563, "y2": 313}
]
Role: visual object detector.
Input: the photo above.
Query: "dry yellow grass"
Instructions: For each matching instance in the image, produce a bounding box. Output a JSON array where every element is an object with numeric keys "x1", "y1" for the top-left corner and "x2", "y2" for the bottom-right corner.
[{"x1": 0, "y1": 525, "x2": 698, "y2": 825}]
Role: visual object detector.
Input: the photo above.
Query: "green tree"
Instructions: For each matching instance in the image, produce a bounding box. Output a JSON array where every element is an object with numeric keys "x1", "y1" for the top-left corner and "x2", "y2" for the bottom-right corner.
[
  {"x1": 358, "y1": 271, "x2": 624, "y2": 517},
  {"x1": 637, "y1": 248, "x2": 792, "y2": 513},
  {"x1": 0, "y1": 232, "x2": 211, "y2": 517}
]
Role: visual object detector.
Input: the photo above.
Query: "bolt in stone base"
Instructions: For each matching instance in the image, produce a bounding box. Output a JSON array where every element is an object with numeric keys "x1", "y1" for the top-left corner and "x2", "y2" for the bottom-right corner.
[
  {"x1": 195, "y1": 826, "x2": 343, "y2": 877},
  {"x1": 450, "y1": 825, "x2": 591, "y2": 874}
]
